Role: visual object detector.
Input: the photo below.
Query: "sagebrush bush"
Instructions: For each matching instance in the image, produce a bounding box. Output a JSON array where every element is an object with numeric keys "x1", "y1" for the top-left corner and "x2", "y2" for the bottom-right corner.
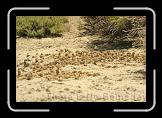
[
  {"x1": 16, "y1": 16, "x2": 68, "y2": 38},
  {"x1": 81, "y1": 16, "x2": 146, "y2": 48},
  {"x1": 81, "y1": 16, "x2": 138, "y2": 38}
]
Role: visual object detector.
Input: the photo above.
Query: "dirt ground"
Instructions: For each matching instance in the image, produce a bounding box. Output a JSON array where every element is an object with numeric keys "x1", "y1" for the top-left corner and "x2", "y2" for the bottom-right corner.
[{"x1": 16, "y1": 17, "x2": 146, "y2": 102}]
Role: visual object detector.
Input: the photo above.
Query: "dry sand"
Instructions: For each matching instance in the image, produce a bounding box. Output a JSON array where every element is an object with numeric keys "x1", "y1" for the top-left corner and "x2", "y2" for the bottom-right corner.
[{"x1": 16, "y1": 16, "x2": 146, "y2": 102}]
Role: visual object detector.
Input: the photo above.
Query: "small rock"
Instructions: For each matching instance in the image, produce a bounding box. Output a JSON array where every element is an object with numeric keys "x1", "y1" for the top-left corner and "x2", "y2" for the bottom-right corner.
[
  {"x1": 70, "y1": 91, "x2": 75, "y2": 94},
  {"x1": 106, "y1": 65, "x2": 111, "y2": 68},
  {"x1": 38, "y1": 73, "x2": 43, "y2": 77},
  {"x1": 117, "y1": 78, "x2": 122, "y2": 81},
  {"x1": 17, "y1": 69, "x2": 21, "y2": 77},
  {"x1": 64, "y1": 88, "x2": 69, "y2": 91},
  {"x1": 36, "y1": 89, "x2": 41, "y2": 92},
  {"x1": 92, "y1": 73, "x2": 100, "y2": 76},
  {"x1": 28, "y1": 91, "x2": 32, "y2": 94},
  {"x1": 77, "y1": 90, "x2": 82, "y2": 93},
  {"x1": 24, "y1": 60, "x2": 30, "y2": 67},
  {"x1": 103, "y1": 76, "x2": 109, "y2": 80},
  {"x1": 75, "y1": 77, "x2": 79, "y2": 80},
  {"x1": 46, "y1": 88, "x2": 50, "y2": 92},
  {"x1": 26, "y1": 53, "x2": 30, "y2": 57},
  {"x1": 26, "y1": 72, "x2": 32, "y2": 80},
  {"x1": 112, "y1": 65, "x2": 117, "y2": 68}
]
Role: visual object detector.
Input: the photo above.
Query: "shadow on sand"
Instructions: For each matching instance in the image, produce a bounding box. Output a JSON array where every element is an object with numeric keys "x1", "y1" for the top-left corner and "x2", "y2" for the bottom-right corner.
[{"x1": 88, "y1": 38, "x2": 134, "y2": 51}]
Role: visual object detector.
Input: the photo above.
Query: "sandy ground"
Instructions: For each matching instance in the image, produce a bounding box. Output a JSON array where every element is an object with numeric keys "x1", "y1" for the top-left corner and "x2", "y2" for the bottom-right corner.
[{"x1": 16, "y1": 17, "x2": 146, "y2": 102}]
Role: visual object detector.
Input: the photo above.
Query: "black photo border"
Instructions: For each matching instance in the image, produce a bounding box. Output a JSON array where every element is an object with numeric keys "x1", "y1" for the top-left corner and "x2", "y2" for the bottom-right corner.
[{"x1": 7, "y1": 7, "x2": 156, "y2": 112}]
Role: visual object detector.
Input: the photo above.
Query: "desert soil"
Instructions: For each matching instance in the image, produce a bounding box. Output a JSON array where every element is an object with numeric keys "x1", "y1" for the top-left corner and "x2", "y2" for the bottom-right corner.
[{"x1": 16, "y1": 16, "x2": 146, "y2": 102}]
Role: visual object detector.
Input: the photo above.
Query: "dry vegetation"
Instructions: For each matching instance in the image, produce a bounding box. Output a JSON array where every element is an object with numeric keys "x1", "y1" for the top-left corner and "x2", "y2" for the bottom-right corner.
[{"x1": 16, "y1": 16, "x2": 146, "y2": 102}]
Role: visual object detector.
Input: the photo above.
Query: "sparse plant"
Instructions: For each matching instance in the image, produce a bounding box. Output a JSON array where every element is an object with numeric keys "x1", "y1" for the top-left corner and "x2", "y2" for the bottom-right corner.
[
  {"x1": 81, "y1": 16, "x2": 146, "y2": 48},
  {"x1": 16, "y1": 16, "x2": 68, "y2": 38}
]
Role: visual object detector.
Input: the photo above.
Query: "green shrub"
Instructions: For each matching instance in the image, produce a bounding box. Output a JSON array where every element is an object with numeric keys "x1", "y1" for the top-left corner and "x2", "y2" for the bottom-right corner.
[
  {"x1": 16, "y1": 16, "x2": 68, "y2": 38},
  {"x1": 81, "y1": 16, "x2": 146, "y2": 48},
  {"x1": 82, "y1": 16, "x2": 133, "y2": 37}
]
